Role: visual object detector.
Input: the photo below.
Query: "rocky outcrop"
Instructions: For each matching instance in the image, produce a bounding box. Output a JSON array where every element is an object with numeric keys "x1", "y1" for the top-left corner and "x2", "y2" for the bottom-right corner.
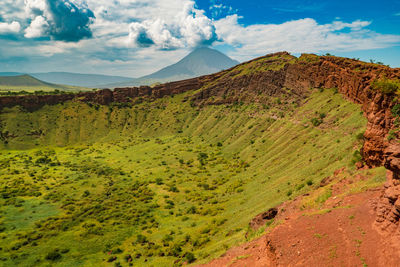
[
  {"x1": 284, "y1": 56, "x2": 400, "y2": 170},
  {"x1": 249, "y1": 208, "x2": 278, "y2": 231}
]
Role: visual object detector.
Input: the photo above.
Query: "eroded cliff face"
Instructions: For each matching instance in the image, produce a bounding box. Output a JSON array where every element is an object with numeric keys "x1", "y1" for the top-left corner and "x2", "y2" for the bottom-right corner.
[
  {"x1": 282, "y1": 56, "x2": 400, "y2": 237},
  {"x1": 284, "y1": 56, "x2": 400, "y2": 171},
  {"x1": 1, "y1": 52, "x2": 400, "y2": 233}
]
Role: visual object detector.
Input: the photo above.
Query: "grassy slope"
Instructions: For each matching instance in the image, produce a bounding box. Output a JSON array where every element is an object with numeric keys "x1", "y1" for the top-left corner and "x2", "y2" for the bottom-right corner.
[
  {"x1": 0, "y1": 74, "x2": 89, "y2": 92},
  {"x1": 0, "y1": 88, "x2": 382, "y2": 266}
]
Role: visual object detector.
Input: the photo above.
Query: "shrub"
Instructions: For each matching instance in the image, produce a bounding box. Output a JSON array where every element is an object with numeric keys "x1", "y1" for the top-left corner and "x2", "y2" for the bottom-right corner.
[
  {"x1": 388, "y1": 130, "x2": 397, "y2": 141},
  {"x1": 185, "y1": 252, "x2": 196, "y2": 263},
  {"x1": 351, "y1": 150, "x2": 363, "y2": 165},
  {"x1": 372, "y1": 77, "x2": 400, "y2": 94},
  {"x1": 169, "y1": 244, "x2": 182, "y2": 257},
  {"x1": 311, "y1": 118, "x2": 323, "y2": 126},
  {"x1": 169, "y1": 185, "x2": 179, "y2": 192},
  {"x1": 392, "y1": 104, "x2": 400, "y2": 117},
  {"x1": 162, "y1": 234, "x2": 173, "y2": 243},
  {"x1": 45, "y1": 250, "x2": 62, "y2": 261},
  {"x1": 136, "y1": 234, "x2": 148, "y2": 245},
  {"x1": 296, "y1": 183, "x2": 305, "y2": 191},
  {"x1": 187, "y1": 206, "x2": 197, "y2": 214},
  {"x1": 306, "y1": 179, "x2": 313, "y2": 186},
  {"x1": 356, "y1": 133, "x2": 364, "y2": 140}
]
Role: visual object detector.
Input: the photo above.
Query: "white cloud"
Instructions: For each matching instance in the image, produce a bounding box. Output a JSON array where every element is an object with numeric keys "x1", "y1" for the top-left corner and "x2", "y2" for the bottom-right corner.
[
  {"x1": 127, "y1": 1, "x2": 217, "y2": 50},
  {"x1": 24, "y1": 15, "x2": 48, "y2": 38},
  {"x1": 1, "y1": 0, "x2": 400, "y2": 76},
  {"x1": 24, "y1": 0, "x2": 94, "y2": 41},
  {"x1": 0, "y1": 21, "x2": 21, "y2": 34},
  {"x1": 215, "y1": 15, "x2": 400, "y2": 61}
]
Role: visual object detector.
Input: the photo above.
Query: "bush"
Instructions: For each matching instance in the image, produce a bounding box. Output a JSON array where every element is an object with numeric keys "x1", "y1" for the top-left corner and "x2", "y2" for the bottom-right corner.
[
  {"x1": 45, "y1": 250, "x2": 62, "y2": 261},
  {"x1": 169, "y1": 185, "x2": 179, "y2": 192},
  {"x1": 372, "y1": 77, "x2": 400, "y2": 94},
  {"x1": 198, "y1": 152, "x2": 208, "y2": 165},
  {"x1": 311, "y1": 118, "x2": 323, "y2": 126},
  {"x1": 296, "y1": 183, "x2": 305, "y2": 191},
  {"x1": 185, "y1": 252, "x2": 196, "y2": 263},
  {"x1": 169, "y1": 244, "x2": 182, "y2": 257},
  {"x1": 392, "y1": 104, "x2": 400, "y2": 117},
  {"x1": 351, "y1": 150, "x2": 363, "y2": 165},
  {"x1": 388, "y1": 130, "x2": 397, "y2": 141},
  {"x1": 356, "y1": 133, "x2": 364, "y2": 140},
  {"x1": 187, "y1": 206, "x2": 197, "y2": 214},
  {"x1": 136, "y1": 234, "x2": 148, "y2": 244}
]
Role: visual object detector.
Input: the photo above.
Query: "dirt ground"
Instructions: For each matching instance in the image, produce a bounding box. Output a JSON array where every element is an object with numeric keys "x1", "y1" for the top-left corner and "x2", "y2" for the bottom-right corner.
[{"x1": 199, "y1": 178, "x2": 400, "y2": 267}]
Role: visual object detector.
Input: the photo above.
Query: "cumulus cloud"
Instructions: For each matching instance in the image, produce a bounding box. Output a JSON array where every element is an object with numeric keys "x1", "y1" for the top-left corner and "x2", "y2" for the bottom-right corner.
[
  {"x1": 128, "y1": 1, "x2": 217, "y2": 50},
  {"x1": 1, "y1": 0, "x2": 400, "y2": 76},
  {"x1": 24, "y1": 0, "x2": 95, "y2": 42},
  {"x1": 215, "y1": 15, "x2": 400, "y2": 61},
  {"x1": 24, "y1": 15, "x2": 48, "y2": 38},
  {"x1": 0, "y1": 21, "x2": 21, "y2": 34}
]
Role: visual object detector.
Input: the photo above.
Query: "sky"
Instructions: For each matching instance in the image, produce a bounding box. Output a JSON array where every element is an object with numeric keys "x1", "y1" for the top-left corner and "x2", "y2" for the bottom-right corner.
[{"x1": 0, "y1": 0, "x2": 399, "y2": 77}]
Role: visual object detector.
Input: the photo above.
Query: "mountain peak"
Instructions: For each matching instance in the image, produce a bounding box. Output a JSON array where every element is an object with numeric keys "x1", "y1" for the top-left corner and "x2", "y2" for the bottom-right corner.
[
  {"x1": 103, "y1": 47, "x2": 239, "y2": 88},
  {"x1": 137, "y1": 47, "x2": 239, "y2": 83}
]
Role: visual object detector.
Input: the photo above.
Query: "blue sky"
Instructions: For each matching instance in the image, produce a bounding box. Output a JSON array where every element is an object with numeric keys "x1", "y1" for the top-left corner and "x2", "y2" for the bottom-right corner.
[{"x1": 0, "y1": 0, "x2": 399, "y2": 77}]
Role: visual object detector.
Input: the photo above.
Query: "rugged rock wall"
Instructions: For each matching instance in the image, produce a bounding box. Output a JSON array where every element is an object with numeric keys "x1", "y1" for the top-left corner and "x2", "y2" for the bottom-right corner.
[{"x1": 283, "y1": 56, "x2": 400, "y2": 237}]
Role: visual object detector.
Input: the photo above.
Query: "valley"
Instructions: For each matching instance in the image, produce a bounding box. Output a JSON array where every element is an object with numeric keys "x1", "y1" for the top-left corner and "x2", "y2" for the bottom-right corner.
[{"x1": 0, "y1": 52, "x2": 400, "y2": 266}]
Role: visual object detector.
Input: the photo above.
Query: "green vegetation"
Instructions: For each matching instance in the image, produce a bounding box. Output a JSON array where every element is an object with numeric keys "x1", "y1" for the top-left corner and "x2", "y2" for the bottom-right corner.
[
  {"x1": 298, "y1": 54, "x2": 321, "y2": 64},
  {"x1": 0, "y1": 86, "x2": 375, "y2": 266},
  {"x1": 371, "y1": 76, "x2": 400, "y2": 95},
  {"x1": 230, "y1": 53, "x2": 296, "y2": 77}
]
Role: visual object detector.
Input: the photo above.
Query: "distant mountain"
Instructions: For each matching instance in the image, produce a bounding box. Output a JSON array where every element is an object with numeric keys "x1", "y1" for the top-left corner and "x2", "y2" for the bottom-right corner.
[
  {"x1": 0, "y1": 72, "x2": 132, "y2": 88},
  {"x1": 0, "y1": 74, "x2": 87, "y2": 92},
  {"x1": 29, "y1": 72, "x2": 132, "y2": 88},
  {"x1": 103, "y1": 47, "x2": 240, "y2": 88}
]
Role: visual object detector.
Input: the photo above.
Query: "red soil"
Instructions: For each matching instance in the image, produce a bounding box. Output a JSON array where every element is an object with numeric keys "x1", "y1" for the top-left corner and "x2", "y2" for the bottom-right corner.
[{"x1": 199, "y1": 178, "x2": 400, "y2": 266}]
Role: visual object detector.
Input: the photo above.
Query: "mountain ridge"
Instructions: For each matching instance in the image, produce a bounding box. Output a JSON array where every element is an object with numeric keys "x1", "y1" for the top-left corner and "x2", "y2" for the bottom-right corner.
[
  {"x1": 0, "y1": 72, "x2": 133, "y2": 88},
  {"x1": 0, "y1": 74, "x2": 89, "y2": 92}
]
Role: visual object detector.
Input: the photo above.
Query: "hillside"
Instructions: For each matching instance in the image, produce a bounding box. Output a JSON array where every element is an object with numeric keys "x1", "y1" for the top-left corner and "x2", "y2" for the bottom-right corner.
[
  {"x1": 0, "y1": 52, "x2": 400, "y2": 266},
  {"x1": 103, "y1": 47, "x2": 239, "y2": 88},
  {"x1": 0, "y1": 74, "x2": 88, "y2": 92}
]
